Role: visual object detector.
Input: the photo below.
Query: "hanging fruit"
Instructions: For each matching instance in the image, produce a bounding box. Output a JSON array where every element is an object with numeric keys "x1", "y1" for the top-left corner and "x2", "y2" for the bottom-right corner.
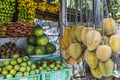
[
  {"x1": 37, "y1": 0, "x2": 61, "y2": 14},
  {"x1": 17, "y1": 0, "x2": 37, "y2": 23},
  {"x1": 0, "y1": 0, "x2": 16, "y2": 23}
]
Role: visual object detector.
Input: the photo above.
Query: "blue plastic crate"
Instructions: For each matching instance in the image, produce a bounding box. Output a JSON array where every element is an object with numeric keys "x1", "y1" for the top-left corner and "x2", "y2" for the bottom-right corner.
[
  {"x1": 30, "y1": 55, "x2": 61, "y2": 61},
  {"x1": 40, "y1": 67, "x2": 72, "y2": 80},
  {"x1": 0, "y1": 59, "x2": 11, "y2": 62},
  {"x1": 0, "y1": 77, "x2": 4, "y2": 80},
  {"x1": 3, "y1": 74, "x2": 40, "y2": 80}
]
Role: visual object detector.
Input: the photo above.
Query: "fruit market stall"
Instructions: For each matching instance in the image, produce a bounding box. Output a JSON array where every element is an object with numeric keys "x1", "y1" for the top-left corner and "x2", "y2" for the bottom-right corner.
[
  {"x1": 0, "y1": 0, "x2": 73, "y2": 80},
  {"x1": 0, "y1": 0, "x2": 120, "y2": 80},
  {"x1": 60, "y1": 0, "x2": 120, "y2": 80}
]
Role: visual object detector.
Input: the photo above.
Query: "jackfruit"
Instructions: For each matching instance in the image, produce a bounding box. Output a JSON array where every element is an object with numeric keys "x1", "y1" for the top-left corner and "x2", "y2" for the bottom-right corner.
[
  {"x1": 67, "y1": 43, "x2": 82, "y2": 59},
  {"x1": 86, "y1": 30, "x2": 102, "y2": 51},
  {"x1": 102, "y1": 36, "x2": 109, "y2": 45},
  {"x1": 75, "y1": 25, "x2": 83, "y2": 42},
  {"x1": 81, "y1": 27, "x2": 93, "y2": 46},
  {"x1": 63, "y1": 27, "x2": 73, "y2": 46},
  {"x1": 96, "y1": 45, "x2": 112, "y2": 62},
  {"x1": 100, "y1": 18, "x2": 115, "y2": 36},
  {"x1": 84, "y1": 49, "x2": 98, "y2": 69},
  {"x1": 109, "y1": 35, "x2": 120, "y2": 53},
  {"x1": 90, "y1": 67, "x2": 102, "y2": 78},
  {"x1": 69, "y1": 26, "x2": 76, "y2": 41},
  {"x1": 76, "y1": 55, "x2": 83, "y2": 64},
  {"x1": 99, "y1": 59, "x2": 114, "y2": 77},
  {"x1": 61, "y1": 49, "x2": 70, "y2": 60},
  {"x1": 66, "y1": 57, "x2": 77, "y2": 65},
  {"x1": 96, "y1": 28, "x2": 102, "y2": 34}
]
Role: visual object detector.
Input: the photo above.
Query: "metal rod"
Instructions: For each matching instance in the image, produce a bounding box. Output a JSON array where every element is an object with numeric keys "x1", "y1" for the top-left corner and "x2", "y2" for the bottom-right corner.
[
  {"x1": 104, "y1": 0, "x2": 109, "y2": 18},
  {"x1": 109, "y1": 0, "x2": 115, "y2": 19},
  {"x1": 85, "y1": 0, "x2": 88, "y2": 22},
  {"x1": 65, "y1": 0, "x2": 67, "y2": 27},
  {"x1": 69, "y1": 0, "x2": 72, "y2": 26},
  {"x1": 75, "y1": 0, "x2": 78, "y2": 24},
  {"x1": 80, "y1": 0, "x2": 83, "y2": 22},
  {"x1": 101, "y1": 0, "x2": 105, "y2": 39}
]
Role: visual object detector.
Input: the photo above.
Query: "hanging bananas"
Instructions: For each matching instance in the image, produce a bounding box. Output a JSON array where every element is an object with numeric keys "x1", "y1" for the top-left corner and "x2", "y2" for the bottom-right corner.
[
  {"x1": 0, "y1": 0, "x2": 16, "y2": 23},
  {"x1": 37, "y1": 1, "x2": 61, "y2": 14},
  {"x1": 0, "y1": 23, "x2": 7, "y2": 37},
  {"x1": 17, "y1": 0, "x2": 37, "y2": 23}
]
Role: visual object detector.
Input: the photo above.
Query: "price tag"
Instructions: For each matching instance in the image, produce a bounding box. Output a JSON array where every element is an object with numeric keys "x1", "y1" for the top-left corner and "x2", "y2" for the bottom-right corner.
[{"x1": 20, "y1": 78, "x2": 28, "y2": 80}]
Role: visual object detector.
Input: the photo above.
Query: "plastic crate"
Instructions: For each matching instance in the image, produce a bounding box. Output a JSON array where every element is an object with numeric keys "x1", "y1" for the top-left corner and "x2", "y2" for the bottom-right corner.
[
  {"x1": 40, "y1": 67, "x2": 72, "y2": 80},
  {"x1": 0, "y1": 59, "x2": 11, "y2": 62},
  {"x1": 30, "y1": 55, "x2": 61, "y2": 61},
  {"x1": 3, "y1": 74, "x2": 40, "y2": 80},
  {"x1": 0, "y1": 77, "x2": 4, "y2": 80}
]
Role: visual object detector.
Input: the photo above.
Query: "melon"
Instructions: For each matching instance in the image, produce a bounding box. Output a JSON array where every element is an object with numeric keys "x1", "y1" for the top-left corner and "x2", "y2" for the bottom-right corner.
[
  {"x1": 96, "y1": 45, "x2": 112, "y2": 62},
  {"x1": 86, "y1": 30, "x2": 102, "y2": 51}
]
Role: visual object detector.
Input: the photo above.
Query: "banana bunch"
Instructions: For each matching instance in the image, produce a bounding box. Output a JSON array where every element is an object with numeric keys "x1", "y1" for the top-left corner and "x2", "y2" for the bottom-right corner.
[
  {"x1": 37, "y1": 0, "x2": 47, "y2": 12},
  {"x1": 18, "y1": 0, "x2": 37, "y2": 23},
  {"x1": 0, "y1": 23, "x2": 7, "y2": 37},
  {"x1": 37, "y1": 1, "x2": 61, "y2": 14},
  {"x1": 0, "y1": 0, "x2": 16, "y2": 23},
  {"x1": 47, "y1": 2, "x2": 61, "y2": 14}
]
